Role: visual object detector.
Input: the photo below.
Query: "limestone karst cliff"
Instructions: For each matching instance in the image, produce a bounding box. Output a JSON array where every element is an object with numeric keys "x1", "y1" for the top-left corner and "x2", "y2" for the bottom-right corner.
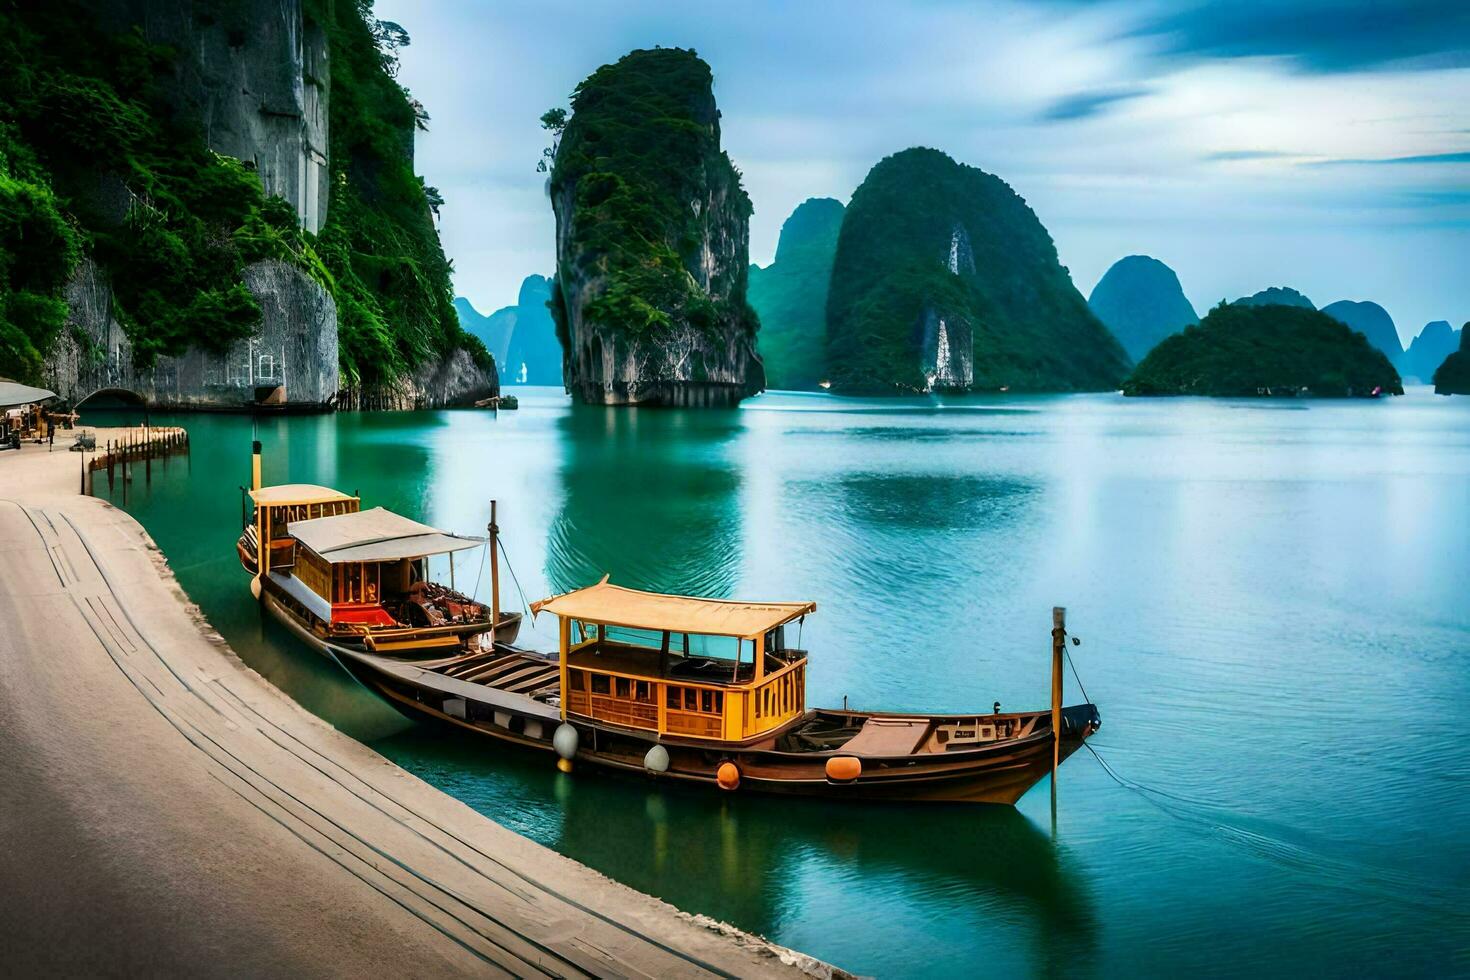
[
  {"x1": 1088, "y1": 255, "x2": 1199, "y2": 363},
  {"x1": 3, "y1": 0, "x2": 491, "y2": 407},
  {"x1": 1320, "y1": 300, "x2": 1403, "y2": 367},
  {"x1": 748, "y1": 198, "x2": 845, "y2": 390},
  {"x1": 457, "y1": 276, "x2": 562, "y2": 386},
  {"x1": 1404, "y1": 320, "x2": 1462, "y2": 383},
  {"x1": 547, "y1": 48, "x2": 763, "y2": 406},
  {"x1": 826, "y1": 148, "x2": 1129, "y2": 394},
  {"x1": 1432, "y1": 324, "x2": 1470, "y2": 395}
]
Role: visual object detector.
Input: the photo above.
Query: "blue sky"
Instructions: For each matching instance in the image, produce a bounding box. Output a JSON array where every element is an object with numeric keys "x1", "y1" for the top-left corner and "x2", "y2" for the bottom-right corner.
[{"x1": 379, "y1": 0, "x2": 1470, "y2": 345}]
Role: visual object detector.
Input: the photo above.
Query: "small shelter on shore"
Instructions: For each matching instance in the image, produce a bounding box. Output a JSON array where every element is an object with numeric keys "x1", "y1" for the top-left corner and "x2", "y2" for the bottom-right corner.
[{"x1": 0, "y1": 380, "x2": 58, "y2": 448}]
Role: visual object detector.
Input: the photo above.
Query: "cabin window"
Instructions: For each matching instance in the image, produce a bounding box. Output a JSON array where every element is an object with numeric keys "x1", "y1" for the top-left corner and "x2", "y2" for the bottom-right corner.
[
  {"x1": 701, "y1": 690, "x2": 714, "y2": 713},
  {"x1": 712, "y1": 691, "x2": 723, "y2": 714},
  {"x1": 684, "y1": 689, "x2": 698, "y2": 712},
  {"x1": 615, "y1": 677, "x2": 631, "y2": 699},
  {"x1": 591, "y1": 674, "x2": 610, "y2": 695},
  {"x1": 569, "y1": 671, "x2": 585, "y2": 691},
  {"x1": 635, "y1": 681, "x2": 652, "y2": 703},
  {"x1": 666, "y1": 686, "x2": 681, "y2": 709}
]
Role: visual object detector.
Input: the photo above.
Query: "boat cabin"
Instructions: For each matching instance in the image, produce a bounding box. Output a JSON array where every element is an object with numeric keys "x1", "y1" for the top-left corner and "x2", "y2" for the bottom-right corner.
[
  {"x1": 530, "y1": 581, "x2": 817, "y2": 743},
  {"x1": 249, "y1": 485, "x2": 486, "y2": 640}
]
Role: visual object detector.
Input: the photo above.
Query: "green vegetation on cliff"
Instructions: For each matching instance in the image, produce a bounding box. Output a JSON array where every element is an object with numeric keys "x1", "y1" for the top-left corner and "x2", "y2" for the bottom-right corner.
[
  {"x1": 0, "y1": 2, "x2": 323, "y2": 381},
  {"x1": 748, "y1": 198, "x2": 844, "y2": 390},
  {"x1": 0, "y1": 0, "x2": 483, "y2": 388},
  {"x1": 1432, "y1": 324, "x2": 1470, "y2": 395},
  {"x1": 305, "y1": 0, "x2": 488, "y2": 384},
  {"x1": 546, "y1": 47, "x2": 757, "y2": 343},
  {"x1": 826, "y1": 148, "x2": 1129, "y2": 394},
  {"x1": 1123, "y1": 302, "x2": 1403, "y2": 397}
]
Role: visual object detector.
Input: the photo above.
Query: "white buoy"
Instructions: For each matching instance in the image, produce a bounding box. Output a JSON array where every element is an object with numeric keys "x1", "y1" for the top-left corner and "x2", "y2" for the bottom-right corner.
[
  {"x1": 553, "y1": 723, "x2": 578, "y2": 760},
  {"x1": 644, "y1": 744, "x2": 670, "y2": 773}
]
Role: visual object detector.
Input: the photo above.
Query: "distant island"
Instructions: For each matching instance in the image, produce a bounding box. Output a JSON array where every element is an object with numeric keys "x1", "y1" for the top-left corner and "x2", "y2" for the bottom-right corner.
[
  {"x1": 546, "y1": 47, "x2": 763, "y2": 407},
  {"x1": 1433, "y1": 325, "x2": 1470, "y2": 395},
  {"x1": 747, "y1": 198, "x2": 844, "y2": 391},
  {"x1": 826, "y1": 148, "x2": 1128, "y2": 394},
  {"x1": 456, "y1": 275, "x2": 561, "y2": 385},
  {"x1": 1124, "y1": 302, "x2": 1403, "y2": 397},
  {"x1": 1405, "y1": 320, "x2": 1462, "y2": 384},
  {"x1": 1088, "y1": 255, "x2": 1198, "y2": 363}
]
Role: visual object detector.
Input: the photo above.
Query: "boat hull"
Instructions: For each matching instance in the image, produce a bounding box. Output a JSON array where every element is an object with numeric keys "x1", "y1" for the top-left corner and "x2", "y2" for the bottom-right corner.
[
  {"x1": 331, "y1": 643, "x2": 1099, "y2": 806},
  {"x1": 261, "y1": 588, "x2": 522, "y2": 661}
]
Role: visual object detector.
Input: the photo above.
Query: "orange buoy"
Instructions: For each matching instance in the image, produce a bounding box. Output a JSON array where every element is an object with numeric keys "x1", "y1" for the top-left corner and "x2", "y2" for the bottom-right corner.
[
  {"x1": 716, "y1": 761, "x2": 740, "y2": 790},
  {"x1": 825, "y1": 756, "x2": 862, "y2": 783}
]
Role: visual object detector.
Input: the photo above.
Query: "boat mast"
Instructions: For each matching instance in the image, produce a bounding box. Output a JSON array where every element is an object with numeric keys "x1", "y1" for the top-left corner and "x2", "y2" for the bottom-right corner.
[
  {"x1": 1051, "y1": 606, "x2": 1065, "y2": 771},
  {"x1": 488, "y1": 500, "x2": 500, "y2": 628}
]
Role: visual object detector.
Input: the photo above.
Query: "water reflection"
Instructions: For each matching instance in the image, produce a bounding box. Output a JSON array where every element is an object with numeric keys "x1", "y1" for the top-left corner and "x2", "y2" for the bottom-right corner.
[
  {"x1": 375, "y1": 726, "x2": 1097, "y2": 975},
  {"x1": 545, "y1": 404, "x2": 746, "y2": 597}
]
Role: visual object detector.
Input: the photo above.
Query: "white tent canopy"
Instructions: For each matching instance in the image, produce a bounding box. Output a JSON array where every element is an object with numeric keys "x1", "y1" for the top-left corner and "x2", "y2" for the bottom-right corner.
[{"x1": 287, "y1": 507, "x2": 482, "y2": 564}]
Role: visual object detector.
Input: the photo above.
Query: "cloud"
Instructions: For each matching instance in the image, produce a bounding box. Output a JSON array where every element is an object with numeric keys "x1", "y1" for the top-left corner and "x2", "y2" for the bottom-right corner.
[
  {"x1": 1038, "y1": 86, "x2": 1148, "y2": 121},
  {"x1": 1122, "y1": 0, "x2": 1470, "y2": 73},
  {"x1": 1308, "y1": 150, "x2": 1470, "y2": 165},
  {"x1": 1203, "y1": 149, "x2": 1296, "y2": 161}
]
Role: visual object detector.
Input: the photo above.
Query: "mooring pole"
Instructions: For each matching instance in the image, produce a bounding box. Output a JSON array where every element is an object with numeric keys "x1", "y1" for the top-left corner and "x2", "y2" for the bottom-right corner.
[
  {"x1": 1052, "y1": 606, "x2": 1066, "y2": 772},
  {"x1": 488, "y1": 500, "x2": 501, "y2": 631}
]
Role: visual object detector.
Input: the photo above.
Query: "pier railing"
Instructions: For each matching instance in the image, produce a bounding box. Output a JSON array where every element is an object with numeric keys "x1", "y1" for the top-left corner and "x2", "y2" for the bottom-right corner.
[{"x1": 83, "y1": 426, "x2": 190, "y2": 502}]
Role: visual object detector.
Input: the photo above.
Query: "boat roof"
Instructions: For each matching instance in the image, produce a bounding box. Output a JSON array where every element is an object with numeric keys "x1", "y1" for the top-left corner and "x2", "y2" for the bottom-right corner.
[
  {"x1": 0, "y1": 380, "x2": 57, "y2": 409},
  {"x1": 249, "y1": 484, "x2": 356, "y2": 505},
  {"x1": 288, "y1": 506, "x2": 483, "y2": 564},
  {"x1": 530, "y1": 579, "x2": 816, "y2": 639}
]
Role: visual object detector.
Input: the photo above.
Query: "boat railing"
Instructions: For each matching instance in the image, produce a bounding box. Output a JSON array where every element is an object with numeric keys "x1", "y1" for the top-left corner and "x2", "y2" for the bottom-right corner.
[{"x1": 564, "y1": 655, "x2": 807, "y2": 742}]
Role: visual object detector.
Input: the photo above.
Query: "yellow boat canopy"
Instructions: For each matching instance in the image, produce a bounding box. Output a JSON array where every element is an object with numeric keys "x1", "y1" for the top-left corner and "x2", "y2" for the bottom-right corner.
[
  {"x1": 288, "y1": 506, "x2": 483, "y2": 563},
  {"x1": 249, "y1": 484, "x2": 356, "y2": 506},
  {"x1": 531, "y1": 580, "x2": 816, "y2": 639}
]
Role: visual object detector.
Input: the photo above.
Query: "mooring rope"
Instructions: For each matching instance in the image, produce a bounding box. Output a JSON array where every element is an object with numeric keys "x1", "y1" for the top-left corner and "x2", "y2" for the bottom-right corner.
[{"x1": 497, "y1": 538, "x2": 531, "y2": 617}]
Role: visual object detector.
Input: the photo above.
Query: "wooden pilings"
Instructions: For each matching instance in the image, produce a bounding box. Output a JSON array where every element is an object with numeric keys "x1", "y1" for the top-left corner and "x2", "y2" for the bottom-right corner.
[{"x1": 86, "y1": 427, "x2": 190, "y2": 499}]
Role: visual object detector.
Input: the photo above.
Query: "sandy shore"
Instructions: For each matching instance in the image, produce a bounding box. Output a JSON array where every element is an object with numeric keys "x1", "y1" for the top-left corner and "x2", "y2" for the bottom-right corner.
[{"x1": 0, "y1": 430, "x2": 837, "y2": 978}]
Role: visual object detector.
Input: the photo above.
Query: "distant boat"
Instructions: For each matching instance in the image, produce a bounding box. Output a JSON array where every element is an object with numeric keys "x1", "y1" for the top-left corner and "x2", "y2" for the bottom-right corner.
[
  {"x1": 332, "y1": 580, "x2": 1099, "y2": 805},
  {"x1": 236, "y1": 443, "x2": 520, "y2": 658}
]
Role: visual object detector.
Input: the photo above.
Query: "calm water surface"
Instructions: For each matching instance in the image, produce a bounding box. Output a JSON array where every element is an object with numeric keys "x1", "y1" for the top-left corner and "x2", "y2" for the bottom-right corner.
[{"x1": 89, "y1": 388, "x2": 1470, "y2": 976}]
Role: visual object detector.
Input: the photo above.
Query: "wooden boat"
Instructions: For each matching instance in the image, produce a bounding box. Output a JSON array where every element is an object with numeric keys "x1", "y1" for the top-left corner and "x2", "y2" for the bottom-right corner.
[
  {"x1": 330, "y1": 579, "x2": 1100, "y2": 805},
  {"x1": 237, "y1": 441, "x2": 520, "y2": 658}
]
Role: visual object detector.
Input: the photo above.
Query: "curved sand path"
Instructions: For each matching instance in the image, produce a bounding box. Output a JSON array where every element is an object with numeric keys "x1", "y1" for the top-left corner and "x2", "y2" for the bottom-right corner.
[{"x1": 0, "y1": 432, "x2": 838, "y2": 978}]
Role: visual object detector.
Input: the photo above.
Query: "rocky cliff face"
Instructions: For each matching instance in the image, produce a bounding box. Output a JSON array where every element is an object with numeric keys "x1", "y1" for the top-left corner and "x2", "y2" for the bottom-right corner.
[
  {"x1": 336, "y1": 346, "x2": 497, "y2": 410},
  {"x1": 548, "y1": 48, "x2": 762, "y2": 407},
  {"x1": 1320, "y1": 300, "x2": 1403, "y2": 365},
  {"x1": 1088, "y1": 255, "x2": 1198, "y2": 363},
  {"x1": 748, "y1": 198, "x2": 845, "y2": 390},
  {"x1": 49, "y1": 259, "x2": 338, "y2": 409},
  {"x1": 826, "y1": 148, "x2": 1129, "y2": 394},
  {"x1": 100, "y1": 0, "x2": 331, "y2": 234},
  {"x1": 1404, "y1": 320, "x2": 1462, "y2": 383}
]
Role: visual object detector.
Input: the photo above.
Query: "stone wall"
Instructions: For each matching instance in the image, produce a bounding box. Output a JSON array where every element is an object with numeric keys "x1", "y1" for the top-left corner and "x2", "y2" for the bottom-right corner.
[{"x1": 48, "y1": 259, "x2": 338, "y2": 410}]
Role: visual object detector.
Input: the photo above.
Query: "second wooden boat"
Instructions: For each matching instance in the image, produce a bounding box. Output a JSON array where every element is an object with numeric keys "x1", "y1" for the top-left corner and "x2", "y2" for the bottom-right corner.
[
  {"x1": 236, "y1": 441, "x2": 521, "y2": 658},
  {"x1": 330, "y1": 579, "x2": 1100, "y2": 805}
]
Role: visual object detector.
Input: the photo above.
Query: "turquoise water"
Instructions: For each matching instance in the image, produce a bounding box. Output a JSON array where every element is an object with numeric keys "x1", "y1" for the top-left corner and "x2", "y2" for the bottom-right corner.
[{"x1": 89, "y1": 388, "x2": 1470, "y2": 976}]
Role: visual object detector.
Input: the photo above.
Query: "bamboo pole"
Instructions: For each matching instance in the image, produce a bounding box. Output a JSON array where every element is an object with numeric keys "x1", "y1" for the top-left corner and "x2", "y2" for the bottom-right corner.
[
  {"x1": 488, "y1": 500, "x2": 500, "y2": 630},
  {"x1": 1052, "y1": 606, "x2": 1065, "y2": 771}
]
